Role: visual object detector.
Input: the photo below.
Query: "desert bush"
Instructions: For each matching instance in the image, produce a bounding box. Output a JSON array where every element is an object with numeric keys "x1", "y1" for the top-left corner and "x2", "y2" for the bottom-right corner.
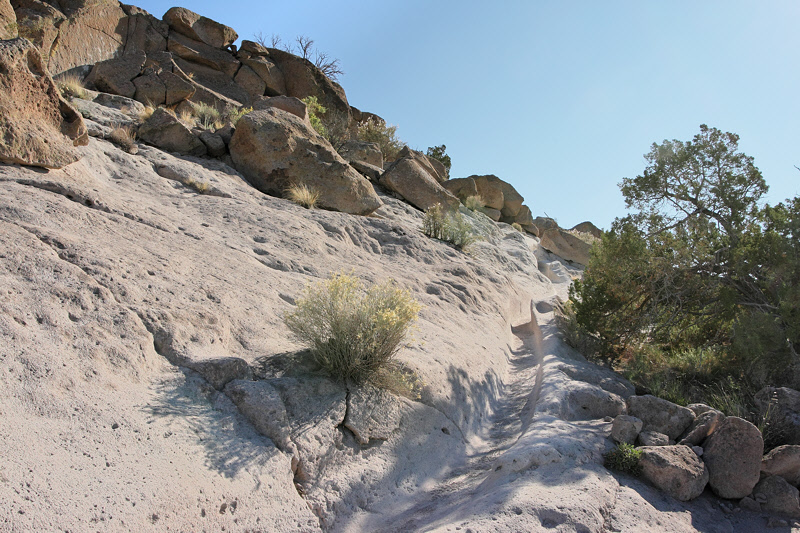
[
  {"x1": 56, "y1": 74, "x2": 89, "y2": 100},
  {"x1": 138, "y1": 105, "x2": 155, "y2": 122},
  {"x1": 283, "y1": 272, "x2": 422, "y2": 383},
  {"x1": 193, "y1": 102, "x2": 221, "y2": 130},
  {"x1": 225, "y1": 105, "x2": 252, "y2": 125},
  {"x1": 511, "y1": 222, "x2": 524, "y2": 233},
  {"x1": 422, "y1": 204, "x2": 479, "y2": 251},
  {"x1": 183, "y1": 177, "x2": 210, "y2": 194},
  {"x1": 302, "y1": 96, "x2": 327, "y2": 137},
  {"x1": 109, "y1": 125, "x2": 136, "y2": 153},
  {"x1": 604, "y1": 443, "x2": 642, "y2": 476},
  {"x1": 357, "y1": 118, "x2": 405, "y2": 162},
  {"x1": 464, "y1": 195, "x2": 484, "y2": 211},
  {"x1": 285, "y1": 183, "x2": 319, "y2": 209}
]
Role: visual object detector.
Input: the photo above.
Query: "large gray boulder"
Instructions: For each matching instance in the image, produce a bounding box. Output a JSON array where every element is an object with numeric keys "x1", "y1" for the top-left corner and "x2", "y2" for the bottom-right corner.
[
  {"x1": 229, "y1": 108, "x2": 381, "y2": 216},
  {"x1": 627, "y1": 395, "x2": 695, "y2": 441},
  {"x1": 679, "y1": 409, "x2": 725, "y2": 446},
  {"x1": 611, "y1": 415, "x2": 642, "y2": 445},
  {"x1": 163, "y1": 7, "x2": 237, "y2": 49},
  {"x1": 167, "y1": 30, "x2": 240, "y2": 78},
  {"x1": 762, "y1": 445, "x2": 800, "y2": 487},
  {"x1": 703, "y1": 416, "x2": 764, "y2": 499},
  {"x1": 338, "y1": 140, "x2": 383, "y2": 168},
  {"x1": 380, "y1": 150, "x2": 459, "y2": 212},
  {"x1": 639, "y1": 445, "x2": 709, "y2": 501},
  {"x1": 138, "y1": 108, "x2": 206, "y2": 157},
  {"x1": 0, "y1": 38, "x2": 87, "y2": 169}
]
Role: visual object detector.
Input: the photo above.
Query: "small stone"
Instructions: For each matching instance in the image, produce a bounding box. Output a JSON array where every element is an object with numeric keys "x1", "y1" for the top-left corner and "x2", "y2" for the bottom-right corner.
[
  {"x1": 767, "y1": 517, "x2": 788, "y2": 528},
  {"x1": 692, "y1": 446, "x2": 703, "y2": 457},
  {"x1": 739, "y1": 496, "x2": 761, "y2": 512}
]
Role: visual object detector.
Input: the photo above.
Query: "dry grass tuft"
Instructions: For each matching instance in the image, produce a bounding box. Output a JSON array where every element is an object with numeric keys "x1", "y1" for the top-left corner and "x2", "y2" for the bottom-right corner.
[
  {"x1": 57, "y1": 74, "x2": 89, "y2": 100},
  {"x1": 286, "y1": 183, "x2": 320, "y2": 209},
  {"x1": 109, "y1": 125, "x2": 137, "y2": 153}
]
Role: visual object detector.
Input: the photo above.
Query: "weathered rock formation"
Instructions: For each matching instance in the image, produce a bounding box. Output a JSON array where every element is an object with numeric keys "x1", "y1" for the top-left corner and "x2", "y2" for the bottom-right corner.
[
  {"x1": 639, "y1": 445, "x2": 709, "y2": 501},
  {"x1": 703, "y1": 417, "x2": 764, "y2": 499}
]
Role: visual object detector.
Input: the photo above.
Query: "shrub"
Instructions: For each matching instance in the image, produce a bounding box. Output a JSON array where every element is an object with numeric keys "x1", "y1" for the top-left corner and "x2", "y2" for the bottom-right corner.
[
  {"x1": 285, "y1": 183, "x2": 320, "y2": 209},
  {"x1": 511, "y1": 222, "x2": 524, "y2": 233},
  {"x1": 56, "y1": 74, "x2": 89, "y2": 100},
  {"x1": 422, "y1": 203, "x2": 479, "y2": 251},
  {"x1": 426, "y1": 144, "x2": 451, "y2": 173},
  {"x1": 283, "y1": 272, "x2": 422, "y2": 383},
  {"x1": 193, "y1": 102, "x2": 221, "y2": 130},
  {"x1": 109, "y1": 125, "x2": 136, "y2": 153},
  {"x1": 464, "y1": 195, "x2": 485, "y2": 211},
  {"x1": 138, "y1": 105, "x2": 155, "y2": 122},
  {"x1": 604, "y1": 443, "x2": 642, "y2": 476},
  {"x1": 225, "y1": 105, "x2": 253, "y2": 126},
  {"x1": 302, "y1": 96, "x2": 327, "y2": 137},
  {"x1": 357, "y1": 118, "x2": 405, "y2": 162},
  {"x1": 183, "y1": 177, "x2": 210, "y2": 194}
]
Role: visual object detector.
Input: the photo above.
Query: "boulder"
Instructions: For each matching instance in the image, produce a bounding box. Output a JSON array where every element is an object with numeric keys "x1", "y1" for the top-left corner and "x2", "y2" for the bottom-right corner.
[
  {"x1": 564, "y1": 382, "x2": 626, "y2": 420},
  {"x1": 163, "y1": 7, "x2": 237, "y2": 49},
  {"x1": 186, "y1": 357, "x2": 252, "y2": 390},
  {"x1": 380, "y1": 151, "x2": 460, "y2": 212},
  {"x1": 85, "y1": 51, "x2": 146, "y2": 99},
  {"x1": 0, "y1": 38, "x2": 87, "y2": 169},
  {"x1": 1, "y1": 0, "x2": 16, "y2": 39},
  {"x1": 120, "y1": 4, "x2": 169, "y2": 55},
  {"x1": 167, "y1": 30, "x2": 241, "y2": 78},
  {"x1": 442, "y1": 177, "x2": 478, "y2": 202},
  {"x1": 535, "y1": 217, "x2": 593, "y2": 265},
  {"x1": 91, "y1": 93, "x2": 146, "y2": 116},
  {"x1": 132, "y1": 73, "x2": 166, "y2": 106},
  {"x1": 515, "y1": 205, "x2": 535, "y2": 227},
  {"x1": 703, "y1": 416, "x2": 764, "y2": 499},
  {"x1": 229, "y1": 108, "x2": 381, "y2": 216},
  {"x1": 338, "y1": 140, "x2": 383, "y2": 168},
  {"x1": 762, "y1": 445, "x2": 800, "y2": 487},
  {"x1": 637, "y1": 431, "x2": 670, "y2": 447},
  {"x1": 639, "y1": 445, "x2": 709, "y2": 501},
  {"x1": 398, "y1": 146, "x2": 443, "y2": 182},
  {"x1": 69, "y1": 98, "x2": 137, "y2": 129},
  {"x1": 241, "y1": 56, "x2": 286, "y2": 96},
  {"x1": 12, "y1": 0, "x2": 63, "y2": 64},
  {"x1": 687, "y1": 403, "x2": 716, "y2": 416},
  {"x1": 570, "y1": 221, "x2": 602, "y2": 239},
  {"x1": 349, "y1": 160, "x2": 383, "y2": 182},
  {"x1": 755, "y1": 387, "x2": 800, "y2": 445},
  {"x1": 173, "y1": 57, "x2": 250, "y2": 107},
  {"x1": 253, "y1": 95, "x2": 308, "y2": 121},
  {"x1": 234, "y1": 64, "x2": 267, "y2": 99},
  {"x1": 627, "y1": 395, "x2": 696, "y2": 441},
  {"x1": 471, "y1": 175, "x2": 505, "y2": 210},
  {"x1": 611, "y1": 415, "x2": 643, "y2": 445},
  {"x1": 198, "y1": 131, "x2": 226, "y2": 158},
  {"x1": 138, "y1": 107, "x2": 206, "y2": 156},
  {"x1": 679, "y1": 409, "x2": 725, "y2": 446},
  {"x1": 428, "y1": 155, "x2": 448, "y2": 182},
  {"x1": 239, "y1": 40, "x2": 270, "y2": 57},
  {"x1": 265, "y1": 47, "x2": 350, "y2": 124},
  {"x1": 159, "y1": 70, "x2": 195, "y2": 106},
  {"x1": 344, "y1": 384, "x2": 403, "y2": 445},
  {"x1": 224, "y1": 380, "x2": 295, "y2": 455},
  {"x1": 753, "y1": 476, "x2": 800, "y2": 517}
]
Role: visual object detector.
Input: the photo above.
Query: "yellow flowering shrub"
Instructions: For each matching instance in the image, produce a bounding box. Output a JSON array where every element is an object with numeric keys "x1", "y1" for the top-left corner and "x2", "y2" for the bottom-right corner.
[{"x1": 283, "y1": 272, "x2": 422, "y2": 383}]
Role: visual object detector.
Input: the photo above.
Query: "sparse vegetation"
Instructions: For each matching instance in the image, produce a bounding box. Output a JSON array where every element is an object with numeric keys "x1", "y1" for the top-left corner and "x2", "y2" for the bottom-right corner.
[
  {"x1": 302, "y1": 96, "x2": 327, "y2": 137},
  {"x1": 567, "y1": 229, "x2": 600, "y2": 246},
  {"x1": 426, "y1": 145, "x2": 452, "y2": 174},
  {"x1": 183, "y1": 177, "x2": 211, "y2": 194},
  {"x1": 357, "y1": 118, "x2": 405, "y2": 162},
  {"x1": 109, "y1": 125, "x2": 136, "y2": 153},
  {"x1": 192, "y1": 102, "x2": 221, "y2": 130},
  {"x1": 56, "y1": 74, "x2": 89, "y2": 100},
  {"x1": 225, "y1": 105, "x2": 253, "y2": 125},
  {"x1": 255, "y1": 33, "x2": 344, "y2": 81},
  {"x1": 138, "y1": 105, "x2": 155, "y2": 122},
  {"x1": 604, "y1": 443, "x2": 642, "y2": 476},
  {"x1": 464, "y1": 195, "x2": 485, "y2": 212},
  {"x1": 511, "y1": 222, "x2": 524, "y2": 233},
  {"x1": 283, "y1": 272, "x2": 422, "y2": 384},
  {"x1": 285, "y1": 183, "x2": 320, "y2": 209},
  {"x1": 423, "y1": 204, "x2": 479, "y2": 251}
]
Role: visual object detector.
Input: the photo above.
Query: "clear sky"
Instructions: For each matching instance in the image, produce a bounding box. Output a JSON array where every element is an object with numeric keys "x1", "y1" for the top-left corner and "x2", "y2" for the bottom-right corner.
[{"x1": 132, "y1": 1, "x2": 800, "y2": 229}]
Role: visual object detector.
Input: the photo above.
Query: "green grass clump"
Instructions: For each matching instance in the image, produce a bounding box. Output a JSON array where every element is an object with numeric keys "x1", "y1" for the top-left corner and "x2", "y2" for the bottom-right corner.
[
  {"x1": 604, "y1": 443, "x2": 642, "y2": 476},
  {"x1": 226, "y1": 105, "x2": 253, "y2": 125},
  {"x1": 423, "y1": 203, "x2": 479, "y2": 251},
  {"x1": 302, "y1": 96, "x2": 327, "y2": 137},
  {"x1": 193, "y1": 102, "x2": 222, "y2": 130},
  {"x1": 283, "y1": 272, "x2": 422, "y2": 384}
]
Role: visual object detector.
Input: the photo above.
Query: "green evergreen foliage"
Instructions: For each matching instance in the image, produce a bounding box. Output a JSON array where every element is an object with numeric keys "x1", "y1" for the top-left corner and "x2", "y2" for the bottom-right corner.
[
  {"x1": 426, "y1": 144, "x2": 452, "y2": 172},
  {"x1": 302, "y1": 96, "x2": 328, "y2": 137},
  {"x1": 604, "y1": 444, "x2": 642, "y2": 476},
  {"x1": 565, "y1": 125, "x2": 799, "y2": 429},
  {"x1": 357, "y1": 118, "x2": 405, "y2": 162}
]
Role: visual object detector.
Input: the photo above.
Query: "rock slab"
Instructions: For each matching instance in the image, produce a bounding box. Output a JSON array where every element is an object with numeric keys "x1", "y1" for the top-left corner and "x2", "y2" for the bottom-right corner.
[{"x1": 639, "y1": 445, "x2": 709, "y2": 501}]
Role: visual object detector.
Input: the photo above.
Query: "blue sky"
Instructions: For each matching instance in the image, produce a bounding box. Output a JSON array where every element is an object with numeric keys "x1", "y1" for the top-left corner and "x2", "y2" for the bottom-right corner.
[{"x1": 133, "y1": 1, "x2": 800, "y2": 229}]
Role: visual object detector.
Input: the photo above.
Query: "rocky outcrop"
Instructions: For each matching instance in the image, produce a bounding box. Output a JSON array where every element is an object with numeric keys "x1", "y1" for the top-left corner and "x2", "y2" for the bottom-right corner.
[
  {"x1": 253, "y1": 95, "x2": 308, "y2": 121},
  {"x1": 0, "y1": 38, "x2": 87, "y2": 169},
  {"x1": 344, "y1": 385, "x2": 403, "y2": 445},
  {"x1": 380, "y1": 149, "x2": 459, "y2": 212},
  {"x1": 639, "y1": 445, "x2": 709, "y2": 501},
  {"x1": 338, "y1": 140, "x2": 383, "y2": 168},
  {"x1": 240, "y1": 55, "x2": 286, "y2": 96},
  {"x1": 637, "y1": 430, "x2": 669, "y2": 447},
  {"x1": 762, "y1": 445, "x2": 800, "y2": 486},
  {"x1": 679, "y1": 409, "x2": 725, "y2": 446},
  {"x1": 443, "y1": 174, "x2": 536, "y2": 230},
  {"x1": 229, "y1": 107, "x2": 381, "y2": 215},
  {"x1": 163, "y1": 6, "x2": 237, "y2": 49},
  {"x1": 0, "y1": 0, "x2": 16, "y2": 39},
  {"x1": 85, "y1": 51, "x2": 147, "y2": 99},
  {"x1": 703, "y1": 416, "x2": 764, "y2": 499},
  {"x1": 627, "y1": 395, "x2": 695, "y2": 441},
  {"x1": 137, "y1": 107, "x2": 206, "y2": 156},
  {"x1": 571, "y1": 221, "x2": 602, "y2": 239},
  {"x1": 535, "y1": 216, "x2": 593, "y2": 265}
]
